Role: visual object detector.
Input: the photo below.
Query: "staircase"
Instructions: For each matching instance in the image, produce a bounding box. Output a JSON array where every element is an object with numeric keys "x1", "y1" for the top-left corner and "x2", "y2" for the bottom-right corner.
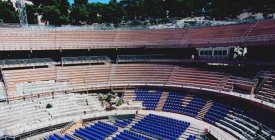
[
  {"x1": 155, "y1": 92, "x2": 169, "y2": 111},
  {"x1": 126, "y1": 114, "x2": 145, "y2": 128},
  {"x1": 60, "y1": 121, "x2": 83, "y2": 134},
  {"x1": 107, "y1": 114, "x2": 146, "y2": 140},
  {"x1": 168, "y1": 66, "x2": 179, "y2": 83},
  {"x1": 255, "y1": 72, "x2": 270, "y2": 94},
  {"x1": 244, "y1": 20, "x2": 259, "y2": 41},
  {"x1": 196, "y1": 100, "x2": 214, "y2": 120},
  {"x1": 181, "y1": 95, "x2": 194, "y2": 107}
]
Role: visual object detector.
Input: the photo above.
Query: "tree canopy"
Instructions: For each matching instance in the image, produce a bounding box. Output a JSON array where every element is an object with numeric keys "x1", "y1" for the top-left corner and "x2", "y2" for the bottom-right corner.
[
  {"x1": 0, "y1": 1, "x2": 18, "y2": 23},
  {"x1": 1, "y1": 0, "x2": 275, "y2": 25}
]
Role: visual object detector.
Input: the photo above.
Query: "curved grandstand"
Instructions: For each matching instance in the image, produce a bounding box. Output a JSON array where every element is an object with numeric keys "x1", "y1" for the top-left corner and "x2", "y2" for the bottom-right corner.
[
  {"x1": 0, "y1": 19, "x2": 275, "y2": 140},
  {"x1": 0, "y1": 19, "x2": 275, "y2": 50}
]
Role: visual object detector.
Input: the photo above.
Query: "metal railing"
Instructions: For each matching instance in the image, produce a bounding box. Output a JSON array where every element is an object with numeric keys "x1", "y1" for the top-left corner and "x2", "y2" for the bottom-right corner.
[
  {"x1": 253, "y1": 71, "x2": 270, "y2": 80},
  {"x1": 255, "y1": 71, "x2": 271, "y2": 93},
  {"x1": 61, "y1": 55, "x2": 111, "y2": 64},
  {"x1": 208, "y1": 127, "x2": 227, "y2": 140},
  {"x1": 0, "y1": 17, "x2": 270, "y2": 30}
]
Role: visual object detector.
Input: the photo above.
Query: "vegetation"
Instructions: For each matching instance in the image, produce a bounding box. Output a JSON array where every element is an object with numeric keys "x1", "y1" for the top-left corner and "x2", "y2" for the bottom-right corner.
[
  {"x1": 116, "y1": 98, "x2": 124, "y2": 106},
  {"x1": 0, "y1": 1, "x2": 18, "y2": 23},
  {"x1": 99, "y1": 93, "x2": 125, "y2": 110},
  {"x1": 1, "y1": 0, "x2": 275, "y2": 25},
  {"x1": 46, "y1": 103, "x2": 53, "y2": 108}
]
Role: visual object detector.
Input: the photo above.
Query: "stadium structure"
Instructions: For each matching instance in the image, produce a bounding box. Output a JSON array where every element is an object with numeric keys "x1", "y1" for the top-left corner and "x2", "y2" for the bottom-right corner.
[{"x1": 0, "y1": 17, "x2": 275, "y2": 140}]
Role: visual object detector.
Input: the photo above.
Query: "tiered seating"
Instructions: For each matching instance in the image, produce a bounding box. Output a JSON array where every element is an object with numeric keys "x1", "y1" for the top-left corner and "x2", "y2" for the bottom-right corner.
[
  {"x1": 0, "y1": 82, "x2": 7, "y2": 100},
  {"x1": 115, "y1": 118, "x2": 133, "y2": 127},
  {"x1": 189, "y1": 23, "x2": 250, "y2": 45},
  {"x1": 257, "y1": 73, "x2": 275, "y2": 103},
  {"x1": 113, "y1": 130, "x2": 154, "y2": 140},
  {"x1": 16, "y1": 80, "x2": 69, "y2": 95},
  {"x1": 170, "y1": 67, "x2": 227, "y2": 90},
  {"x1": 45, "y1": 133, "x2": 63, "y2": 140},
  {"x1": 0, "y1": 100, "x2": 49, "y2": 135},
  {"x1": 189, "y1": 20, "x2": 275, "y2": 46},
  {"x1": 187, "y1": 135, "x2": 196, "y2": 140},
  {"x1": 0, "y1": 28, "x2": 117, "y2": 50},
  {"x1": 157, "y1": 90, "x2": 274, "y2": 139},
  {"x1": 131, "y1": 114, "x2": 190, "y2": 139},
  {"x1": 0, "y1": 93, "x2": 103, "y2": 137},
  {"x1": 203, "y1": 102, "x2": 230, "y2": 124},
  {"x1": 2, "y1": 63, "x2": 258, "y2": 99},
  {"x1": 163, "y1": 92, "x2": 185, "y2": 113},
  {"x1": 230, "y1": 112, "x2": 273, "y2": 140},
  {"x1": 226, "y1": 76, "x2": 256, "y2": 94},
  {"x1": 3, "y1": 67, "x2": 56, "y2": 97},
  {"x1": 1, "y1": 19, "x2": 275, "y2": 50},
  {"x1": 249, "y1": 20, "x2": 275, "y2": 37},
  {"x1": 113, "y1": 29, "x2": 188, "y2": 46},
  {"x1": 63, "y1": 134, "x2": 75, "y2": 140},
  {"x1": 183, "y1": 97, "x2": 207, "y2": 117},
  {"x1": 74, "y1": 121, "x2": 118, "y2": 139},
  {"x1": 110, "y1": 64, "x2": 173, "y2": 85},
  {"x1": 163, "y1": 92, "x2": 206, "y2": 117},
  {"x1": 123, "y1": 90, "x2": 136, "y2": 100},
  {"x1": 135, "y1": 88, "x2": 162, "y2": 110},
  {"x1": 56, "y1": 64, "x2": 111, "y2": 90},
  {"x1": 37, "y1": 94, "x2": 103, "y2": 118}
]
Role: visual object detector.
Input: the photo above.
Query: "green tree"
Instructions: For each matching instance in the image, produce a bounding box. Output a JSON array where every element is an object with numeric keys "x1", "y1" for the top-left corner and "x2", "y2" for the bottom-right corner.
[
  {"x1": 0, "y1": 1, "x2": 18, "y2": 23},
  {"x1": 59, "y1": 0, "x2": 70, "y2": 24},
  {"x1": 120, "y1": 0, "x2": 144, "y2": 20},
  {"x1": 74, "y1": 0, "x2": 88, "y2": 5},
  {"x1": 144, "y1": 0, "x2": 165, "y2": 19},
  {"x1": 26, "y1": 4, "x2": 38, "y2": 24},
  {"x1": 87, "y1": 3, "x2": 103, "y2": 23},
  {"x1": 70, "y1": 4, "x2": 89, "y2": 24},
  {"x1": 106, "y1": 0, "x2": 124, "y2": 25},
  {"x1": 41, "y1": 6, "x2": 61, "y2": 25},
  {"x1": 32, "y1": 0, "x2": 70, "y2": 25}
]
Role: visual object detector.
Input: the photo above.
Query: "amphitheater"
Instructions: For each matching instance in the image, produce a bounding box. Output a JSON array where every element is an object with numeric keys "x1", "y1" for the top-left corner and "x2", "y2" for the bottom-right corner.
[{"x1": 0, "y1": 19, "x2": 275, "y2": 140}]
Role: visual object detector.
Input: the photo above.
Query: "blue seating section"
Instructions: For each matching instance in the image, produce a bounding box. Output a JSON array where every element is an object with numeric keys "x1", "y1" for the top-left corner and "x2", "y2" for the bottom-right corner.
[
  {"x1": 63, "y1": 134, "x2": 75, "y2": 140},
  {"x1": 135, "y1": 88, "x2": 162, "y2": 110},
  {"x1": 131, "y1": 114, "x2": 190, "y2": 140},
  {"x1": 45, "y1": 133, "x2": 63, "y2": 140},
  {"x1": 183, "y1": 97, "x2": 207, "y2": 117},
  {"x1": 203, "y1": 102, "x2": 230, "y2": 123},
  {"x1": 45, "y1": 134, "x2": 75, "y2": 140},
  {"x1": 74, "y1": 121, "x2": 118, "y2": 140},
  {"x1": 115, "y1": 118, "x2": 133, "y2": 127},
  {"x1": 187, "y1": 135, "x2": 196, "y2": 140},
  {"x1": 163, "y1": 92, "x2": 185, "y2": 113},
  {"x1": 113, "y1": 130, "x2": 154, "y2": 140},
  {"x1": 163, "y1": 92, "x2": 207, "y2": 117}
]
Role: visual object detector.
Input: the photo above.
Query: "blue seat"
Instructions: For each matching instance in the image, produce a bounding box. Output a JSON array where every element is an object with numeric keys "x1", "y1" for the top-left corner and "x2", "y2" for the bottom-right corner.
[{"x1": 130, "y1": 114, "x2": 189, "y2": 139}]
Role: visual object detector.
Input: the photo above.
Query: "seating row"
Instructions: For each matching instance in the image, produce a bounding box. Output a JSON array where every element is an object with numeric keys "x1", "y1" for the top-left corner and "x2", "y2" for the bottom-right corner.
[{"x1": 131, "y1": 114, "x2": 189, "y2": 140}]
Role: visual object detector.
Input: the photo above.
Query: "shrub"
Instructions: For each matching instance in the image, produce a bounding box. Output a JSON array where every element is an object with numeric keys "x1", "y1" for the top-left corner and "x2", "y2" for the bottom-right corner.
[
  {"x1": 46, "y1": 103, "x2": 53, "y2": 109},
  {"x1": 116, "y1": 98, "x2": 124, "y2": 106}
]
